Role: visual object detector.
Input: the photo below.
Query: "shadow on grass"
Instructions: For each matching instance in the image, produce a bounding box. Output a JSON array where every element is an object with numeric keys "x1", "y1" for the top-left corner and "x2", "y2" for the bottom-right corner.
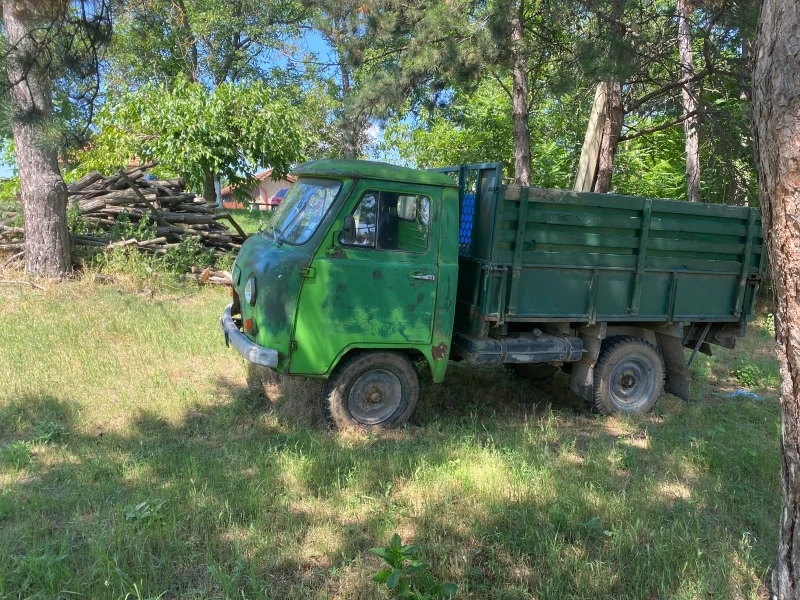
[{"x1": 0, "y1": 360, "x2": 780, "y2": 599}]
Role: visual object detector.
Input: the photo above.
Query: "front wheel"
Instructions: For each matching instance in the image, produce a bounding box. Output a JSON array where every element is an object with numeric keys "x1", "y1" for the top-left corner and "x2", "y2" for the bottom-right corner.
[
  {"x1": 593, "y1": 336, "x2": 665, "y2": 415},
  {"x1": 320, "y1": 351, "x2": 420, "y2": 430}
]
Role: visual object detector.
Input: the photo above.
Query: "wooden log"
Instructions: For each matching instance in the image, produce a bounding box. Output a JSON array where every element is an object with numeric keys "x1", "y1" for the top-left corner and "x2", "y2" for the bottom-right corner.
[
  {"x1": 107, "y1": 238, "x2": 139, "y2": 250},
  {"x1": 137, "y1": 237, "x2": 168, "y2": 247},
  {"x1": 117, "y1": 169, "x2": 172, "y2": 229},
  {"x1": 70, "y1": 234, "x2": 110, "y2": 247},
  {"x1": 78, "y1": 190, "x2": 159, "y2": 214},
  {"x1": 155, "y1": 225, "x2": 190, "y2": 236},
  {"x1": 162, "y1": 213, "x2": 215, "y2": 225},
  {"x1": 155, "y1": 193, "x2": 197, "y2": 205},
  {"x1": 68, "y1": 171, "x2": 103, "y2": 193},
  {"x1": 0, "y1": 243, "x2": 23, "y2": 251},
  {"x1": 140, "y1": 178, "x2": 186, "y2": 189},
  {"x1": 213, "y1": 212, "x2": 248, "y2": 240},
  {"x1": 0, "y1": 250, "x2": 24, "y2": 269},
  {"x1": 84, "y1": 217, "x2": 117, "y2": 229},
  {"x1": 97, "y1": 206, "x2": 148, "y2": 218},
  {"x1": 173, "y1": 204, "x2": 216, "y2": 214}
]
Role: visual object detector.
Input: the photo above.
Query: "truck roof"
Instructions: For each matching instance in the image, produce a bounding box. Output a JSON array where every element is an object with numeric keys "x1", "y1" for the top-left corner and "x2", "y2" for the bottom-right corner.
[{"x1": 292, "y1": 159, "x2": 458, "y2": 188}]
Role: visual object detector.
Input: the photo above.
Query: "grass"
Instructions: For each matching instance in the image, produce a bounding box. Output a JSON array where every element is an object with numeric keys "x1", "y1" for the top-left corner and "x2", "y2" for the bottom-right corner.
[
  {"x1": 227, "y1": 208, "x2": 273, "y2": 235},
  {"x1": 0, "y1": 278, "x2": 781, "y2": 599}
]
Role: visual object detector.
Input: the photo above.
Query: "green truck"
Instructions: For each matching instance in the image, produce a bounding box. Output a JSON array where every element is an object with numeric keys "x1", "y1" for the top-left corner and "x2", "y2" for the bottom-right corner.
[{"x1": 220, "y1": 160, "x2": 763, "y2": 428}]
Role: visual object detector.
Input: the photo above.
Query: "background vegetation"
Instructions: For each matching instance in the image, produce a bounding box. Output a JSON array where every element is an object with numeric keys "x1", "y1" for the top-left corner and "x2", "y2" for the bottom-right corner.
[{"x1": 0, "y1": 0, "x2": 761, "y2": 207}]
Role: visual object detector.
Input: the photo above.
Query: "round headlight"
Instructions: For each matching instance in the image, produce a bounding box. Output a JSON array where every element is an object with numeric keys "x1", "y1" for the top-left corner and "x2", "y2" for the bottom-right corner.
[{"x1": 244, "y1": 276, "x2": 256, "y2": 306}]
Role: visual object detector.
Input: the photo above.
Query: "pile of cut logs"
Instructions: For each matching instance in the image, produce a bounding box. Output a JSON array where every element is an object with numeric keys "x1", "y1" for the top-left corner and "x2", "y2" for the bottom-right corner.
[
  {"x1": 0, "y1": 163, "x2": 247, "y2": 277},
  {"x1": 0, "y1": 212, "x2": 22, "y2": 255},
  {"x1": 66, "y1": 162, "x2": 247, "y2": 258}
]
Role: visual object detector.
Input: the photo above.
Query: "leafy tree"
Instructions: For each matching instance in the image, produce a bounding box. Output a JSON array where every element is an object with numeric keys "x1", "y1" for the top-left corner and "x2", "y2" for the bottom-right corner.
[
  {"x1": 305, "y1": 0, "x2": 373, "y2": 159},
  {"x1": 105, "y1": 0, "x2": 306, "y2": 88},
  {"x1": 384, "y1": 77, "x2": 585, "y2": 190},
  {"x1": 356, "y1": 0, "x2": 576, "y2": 185},
  {"x1": 574, "y1": 0, "x2": 757, "y2": 197},
  {"x1": 81, "y1": 78, "x2": 305, "y2": 202}
]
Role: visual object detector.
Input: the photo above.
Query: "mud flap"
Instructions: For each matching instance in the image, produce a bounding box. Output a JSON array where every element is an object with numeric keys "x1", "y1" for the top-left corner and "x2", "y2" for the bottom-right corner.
[
  {"x1": 569, "y1": 324, "x2": 605, "y2": 403},
  {"x1": 656, "y1": 332, "x2": 691, "y2": 401}
]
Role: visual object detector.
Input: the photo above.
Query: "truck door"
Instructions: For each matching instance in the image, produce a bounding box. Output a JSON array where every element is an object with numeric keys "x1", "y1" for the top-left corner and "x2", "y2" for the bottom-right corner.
[{"x1": 289, "y1": 181, "x2": 440, "y2": 375}]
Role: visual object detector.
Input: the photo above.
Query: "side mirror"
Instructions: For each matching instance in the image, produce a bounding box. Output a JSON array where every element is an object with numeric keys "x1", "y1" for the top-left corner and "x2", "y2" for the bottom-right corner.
[{"x1": 341, "y1": 214, "x2": 356, "y2": 245}]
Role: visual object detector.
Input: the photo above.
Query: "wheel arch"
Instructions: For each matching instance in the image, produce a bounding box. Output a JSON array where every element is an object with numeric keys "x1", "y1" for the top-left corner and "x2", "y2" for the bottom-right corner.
[
  {"x1": 604, "y1": 325, "x2": 658, "y2": 347},
  {"x1": 322, "y1": 344, "x2": 430, "y2": 378}
]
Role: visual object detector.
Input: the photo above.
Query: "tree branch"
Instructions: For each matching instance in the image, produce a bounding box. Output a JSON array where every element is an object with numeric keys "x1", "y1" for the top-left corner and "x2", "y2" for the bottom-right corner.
[{"x1": 619, "y1": 110, "x2": 697, "y2": 141}]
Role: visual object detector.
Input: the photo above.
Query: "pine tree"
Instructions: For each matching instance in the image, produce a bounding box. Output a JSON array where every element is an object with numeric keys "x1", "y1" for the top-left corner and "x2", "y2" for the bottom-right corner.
[{"x1": 752, "y1": 0, "x2": 800, "y2": 595}]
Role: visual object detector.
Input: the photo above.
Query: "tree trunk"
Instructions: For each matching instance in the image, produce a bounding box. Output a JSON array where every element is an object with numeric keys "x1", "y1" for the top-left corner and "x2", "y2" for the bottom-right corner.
[
  {"x1": 202, "y1": 171, "x2": 217, "y2": 205},
  {"x1": 339, "y1": 64, "x2": 360, "y2": 160},
  {"x1": 3, "y1": 0, "x2": 71, "y2": 277},
  {"x1": 574, "y1": 82, "x2": 608, "y2": 192},
  {"x1": 677, "y1": 0, "x2": 701, "y2": 202},
  {"x1": 593, "y1": 78, "x2": 623, "y2": 193},
  {"x1": 751, "y1": 0, "x2": 800, "y2": 597},
  {"x1": 510, "y1": 1, "x2": 532, "y2": 187},
  {"x1": 175, "y1": 0, "x2": 199, "y2": 83}
]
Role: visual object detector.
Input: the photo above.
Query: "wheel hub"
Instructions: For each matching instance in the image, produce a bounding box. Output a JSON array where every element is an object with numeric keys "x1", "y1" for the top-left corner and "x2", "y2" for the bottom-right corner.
[
  {"x1": 609, "y1": 358, "x2": 654, "y2": 407},
  {"x1": 347, "y1": 369, "x2": 402, "y2": 425}
]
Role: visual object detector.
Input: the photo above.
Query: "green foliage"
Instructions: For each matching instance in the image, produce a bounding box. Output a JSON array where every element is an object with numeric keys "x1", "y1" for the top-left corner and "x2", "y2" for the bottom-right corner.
[
  {"x1": 80, "y1": 77, "x2": 305, "y2": 199},
  {"x1": 384, "y1": 79, "x2": 586, "y2": 189},
  {"x1": 0, "y1": 441, "x2": 33, "y2": 469},
  {"x1": 125, "y1": 499, "x2": 167, "y2": 523},
  {"x1": 106, "y1": 0, "x2": 305, "y2": 89},
  {"x1": 371, "y1": 534, "x2": 457, "y2": 599},
  {"x1": 31, "y1": 421, "x2": 69, "y2": 445},
  {"x1": 614, "y1": 125, "x2": 687, "y2": 199},
  {"x1": 107, "y1": 212, "x2": 157, "y2": 243},
  {"x1": 732, "y1": 358, "x2": 780, "y2": 389},
  {"x1": 0, "y1": 180, "x2": 21, "y2": 218},
  {"x1": 765, "y1": 313, "x2": 776, "y2": 336},
  {"x1": 163, "y1": 236, "x2": 215, "y2": 273}
]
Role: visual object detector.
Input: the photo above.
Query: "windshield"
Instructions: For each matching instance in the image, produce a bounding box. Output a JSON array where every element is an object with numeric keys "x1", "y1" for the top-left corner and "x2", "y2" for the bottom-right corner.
[{"x1": 267, "y1": 177, "x2": 342, "y2": 244}]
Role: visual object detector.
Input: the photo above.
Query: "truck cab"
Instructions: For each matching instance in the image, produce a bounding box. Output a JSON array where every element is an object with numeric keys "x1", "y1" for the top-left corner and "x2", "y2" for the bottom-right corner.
[
  {"x1": 222, "y1": 160, "x2": 763, "y2": 429},
  {"x1": 222, "y1": 160, "x2": 461, "y2": 428}
]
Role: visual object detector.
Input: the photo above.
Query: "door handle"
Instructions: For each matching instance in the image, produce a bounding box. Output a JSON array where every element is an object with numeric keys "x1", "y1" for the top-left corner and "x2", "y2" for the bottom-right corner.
[{"x1": 410, "y1": 273, "x2": 436, "y2": 282}]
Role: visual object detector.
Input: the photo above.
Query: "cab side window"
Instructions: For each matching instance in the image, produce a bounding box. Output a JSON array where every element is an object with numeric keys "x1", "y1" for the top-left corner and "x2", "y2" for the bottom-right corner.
[
  {"x1": 340, "y1": 190, "x2": 430, "y2": 253},
  {"x1": 349, "y1": 192, "x2": 377, "y2": 247}
]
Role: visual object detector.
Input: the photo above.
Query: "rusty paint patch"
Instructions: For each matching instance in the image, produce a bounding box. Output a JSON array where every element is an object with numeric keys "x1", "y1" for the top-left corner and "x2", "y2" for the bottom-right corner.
[
  {"x1": 431, "y1": 342, "x2": 448, "y2": 360},
  {"x1": 372, "y1": 269, "x2": 383, "y2": 280},
  {"x1": 325, "y1": 245, "x2": 346, "y2": 259}
]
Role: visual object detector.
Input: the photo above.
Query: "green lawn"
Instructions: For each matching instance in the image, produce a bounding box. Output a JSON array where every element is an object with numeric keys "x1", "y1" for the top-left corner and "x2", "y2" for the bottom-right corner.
[
  {"x1": 0, "y1": 279, "x2": 781, "y2": 599},
  {"x1": 227, "y1": 208, "x2": 273, "y2": 235}
]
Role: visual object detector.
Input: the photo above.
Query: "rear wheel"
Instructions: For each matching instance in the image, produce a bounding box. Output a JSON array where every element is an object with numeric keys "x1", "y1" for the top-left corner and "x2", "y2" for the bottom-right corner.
[
  {"x1": 593, "y1": 336, "x2": 665, "y2": 415},
  {"x1": 320, "y1": 351, "x2": 420, "y2": 430},
  {"x1": 510, "y1": 363, "x2": 559, "y2": 381}
]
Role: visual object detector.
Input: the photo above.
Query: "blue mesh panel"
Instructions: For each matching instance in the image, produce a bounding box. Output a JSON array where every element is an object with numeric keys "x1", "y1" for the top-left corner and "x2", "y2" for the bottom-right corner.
[{"x1": 459, "y1": 193, "x2": 476, "y2": 256}]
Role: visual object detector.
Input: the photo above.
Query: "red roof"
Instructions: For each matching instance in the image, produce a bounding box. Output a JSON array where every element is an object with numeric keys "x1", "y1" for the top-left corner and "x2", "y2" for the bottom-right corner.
[{"x1": 220, "y1": 168, "x2": 296, "y2": 197}]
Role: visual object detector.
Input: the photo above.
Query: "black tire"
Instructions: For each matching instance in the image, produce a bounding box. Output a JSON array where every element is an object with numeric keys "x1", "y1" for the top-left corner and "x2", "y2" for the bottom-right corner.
[
  {"x1": 320, "y1": 351, "x2": 420, "y2": 430},
  {"x1": 510, "y1": 363, "x2": 559, "y2": 381},
  {"x1": 593, "y1": 336, "x2": 665, "y2": 415}
]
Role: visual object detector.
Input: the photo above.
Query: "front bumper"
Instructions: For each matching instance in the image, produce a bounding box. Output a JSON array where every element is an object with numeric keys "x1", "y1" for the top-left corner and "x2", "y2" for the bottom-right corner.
[{"x1": 219, "y1": 303, "x2": 279, "y2": 368}]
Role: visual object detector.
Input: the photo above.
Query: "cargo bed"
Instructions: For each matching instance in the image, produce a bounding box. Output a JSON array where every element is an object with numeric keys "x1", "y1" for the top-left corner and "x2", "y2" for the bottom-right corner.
[{"x1": 432, "y1": 163, "x2": 764, "y2": 338}]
